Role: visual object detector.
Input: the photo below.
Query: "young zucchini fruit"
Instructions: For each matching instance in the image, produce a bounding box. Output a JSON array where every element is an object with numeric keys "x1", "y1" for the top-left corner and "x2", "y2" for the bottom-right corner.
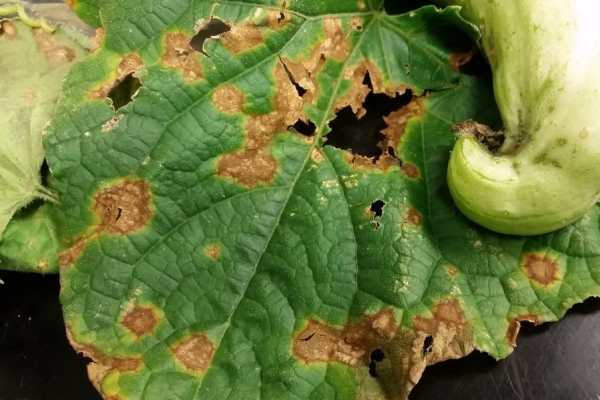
[{"x1": 435, "y1": 0, "x2": 600, "y2": 235}]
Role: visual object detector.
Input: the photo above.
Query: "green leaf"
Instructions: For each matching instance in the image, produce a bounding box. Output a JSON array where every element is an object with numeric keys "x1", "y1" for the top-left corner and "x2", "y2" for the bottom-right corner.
[
  {"x1": 43, "y1": 1, "x2": 600, "y2": 399},
  {"x1": 0, "y1": 18, "x2": 88, "y2": 240},
  {"x1": 64, "y1": 0, "x2": 101, "y2": 28},
  {"x1": 0, "y1": 203, "x2": 63, "y2": 273}
]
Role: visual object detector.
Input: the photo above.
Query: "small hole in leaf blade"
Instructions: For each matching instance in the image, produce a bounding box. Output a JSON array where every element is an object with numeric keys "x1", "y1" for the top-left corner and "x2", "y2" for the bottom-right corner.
[
  {"x1": 190, "y1": 18, "x2": 231, "y2": 57},
  {"x1": 289, "y1": 119, "x2": 316, "y2": 137},
  {"x1": 108, "y1": 74, "x2": 141, "y2": 111},
  {"x1": 422, "y1": 335, "x2": 434, "y2": 355},
  {"x1": 370, "y1": 200, "x2": 385, "y2": 218}
]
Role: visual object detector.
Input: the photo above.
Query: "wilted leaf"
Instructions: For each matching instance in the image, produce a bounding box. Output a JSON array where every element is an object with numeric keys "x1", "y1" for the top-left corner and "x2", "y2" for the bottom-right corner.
[
  {"x1": 0, "y1": 18, "x2": 88, "y2": 240},
  {"x1": 43, "y1": 1, "x2": 600, "y2": 399}
]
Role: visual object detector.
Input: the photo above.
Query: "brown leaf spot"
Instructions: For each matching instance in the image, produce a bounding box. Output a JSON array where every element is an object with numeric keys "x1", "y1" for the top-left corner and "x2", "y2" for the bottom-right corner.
[
  {"x1": 205, "y1": 244, "x2": 221, "y2": 260},
  {"x1": 216, "y1": 147, "x2": 278, "y2": 187},
  {"x1": 404, "y1": 207, "x2": 422, "y2": 226},
  {"x1": 401, "y1": 162, "x2": 420, "y2": 179},
  {"x1": 162, "y1": 32, "x2": 202, "y2": 82},
  {"x1": 33, "y1": 28, "x2": 76, "y2": 65},
  {"x1": 521, "y1": 253, "x2": 561, "y2": 286},
  {"x1": 293, "y1": 302, "x2": 472, "y2": 398},
  {"x1": 221, "y1": 24, "x2": 264, "y2": 54},
  {"x1": 213, "y1": 84, "x2": 244, "y2": 114},
  {"x1": 382, "y1": 97, "x2": 424, "y2": 152},
  {"x1": 0, "y1": 21, "x2": 18, "y2": 40},
  {"x1": 216, "y1": 63, "x2": 302, "y2": 187},
  {"x1": 89, "y1": 54, "x2": 143, "y2": 100},
  {"x1": 113, "y1": 357, "x2": 142, "y2": 372},
  {"x1": 293, "y1": 320, "x2": 339, "y2": 363},
  {"x1": 94, "y1": 179, "x2": 152, "y2": 235},
  {"x1": 22, "y1": 91, "x2": 37, "y2": 100},
  {"x1": 449, "y1": 47, "x2": 476, "y2": 69},
  {"x1": 311, "y1": 148, "x2": 324, "y2": 163},
  {"x1": 35, "y1": 259, "x2": 48, "y2": 271},
  {"x1": 171, "y1": 333, "x2": 216, "y2": 373},
  {"x1": 120, "y1": 305, "x2": 160, "y2": 338},
  {"x1": 58, "y1": 236, "x2": 91, "y2": 271},
  {"x1": 101, "y1": 115, "x2": 124, "y2": 132},
  {"x1": 445, "y1": 266, "x2": 459, "y2": 277}
]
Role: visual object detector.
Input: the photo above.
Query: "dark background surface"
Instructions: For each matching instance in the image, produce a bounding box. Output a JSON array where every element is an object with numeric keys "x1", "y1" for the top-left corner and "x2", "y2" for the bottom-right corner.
[
  {"x1": 1, "y1": 269, "x2": 600, "y2": 400},
  {"x1": 3, "y1": 0, "x2": 600, "y2": 400}
]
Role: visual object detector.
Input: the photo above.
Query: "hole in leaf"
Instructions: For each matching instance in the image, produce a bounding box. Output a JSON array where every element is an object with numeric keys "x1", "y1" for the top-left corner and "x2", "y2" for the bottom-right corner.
[
  {"x1": 368, "y1": 360, "x2": 378, "y2": 378},
  {"x1": 115, "y1": 207, "x2": 123, "y2": 222},
  {"x1": 370, "y1": 348, "x2": 385, "y2": 362},
  {"x1": 108, "y1": 73, "x2": 141, "y2": 111},
  {"x1": 422, "y1": 335, "x2": 434, "y2": 355},
  {"x1": 325, "y1": 73, "x2": 411, "y2": 161},
  {"x1": 370, "y1": 200, "x2": 385, "y2": 218},
  {"x1": 289, "y1": 119, "x2": 316, "y2": 137},
  {"x1": 190, "y1": 18, "x2": 231, "y2": 57},
  {"x1": 368, "y1": 348, "x2": 385, "y2": 378}
]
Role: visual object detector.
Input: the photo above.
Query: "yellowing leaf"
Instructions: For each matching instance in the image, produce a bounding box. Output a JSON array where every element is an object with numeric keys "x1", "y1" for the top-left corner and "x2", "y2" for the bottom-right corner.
[{"x1": 0, "y1": 19, "x2": 87, "y2": 239}]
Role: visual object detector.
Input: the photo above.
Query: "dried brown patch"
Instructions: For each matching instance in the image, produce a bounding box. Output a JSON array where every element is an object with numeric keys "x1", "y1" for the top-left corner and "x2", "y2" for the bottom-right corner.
[
  {"x1": 505, "y1": 319, "x2": 520, "y2": 348},
  {"x1": 101, "y1": 115, "x2": 124, "y2": 132},
  {"x1": 90, "y1": 28, "x2": 105, "y2": 53},
  {"x1": 382, "y1": 97, "x2": 424, "y2": 152},
  {"x1": 0, "y1": 21, "x2": 18, "y2": 40},
  {"x1": 505, "y1": 314, "x2": 545, "y2": 347},
  {"x1": 343, "y1": 153, "x2": 399, "y2": 173},
  {"x1": 120, "y1": 305, "x2": 160, "y2": 338},
  {"x1": 521, "y1": 253, "x2": 561, "y2": 286},
  {"x1": 216, "y1": 63, "x2": 302, "y2": 187},
  {"x1": 293, "y1": 300, "x2": 472, "y2": 399},
  {"x1": 66, "y1": 323, "x2": 142, "y2": 397},
  {"x1": 311, "y1": 149, "x2": 324, "y2": 163},
  {"x1": 404, "y1": 207, "x2": 422, "y2": 226},
  {"x1": 94, "y1": 179, "x2": 152, "y2": 234},
  {"x1": 446, "y1": 266, "x2": 459, "y2": 277},
  {"x1": 89, "y1": 54, "x2": 143, "y2": 100},
  {"x1": 449, "y1": 47, "x2": 476, "y2": 69},
  {"x1": 221, "y1": 24, "x2": 264, "y2": 54},
  {"x1": 162, "y1": 32, "x2": 202, "y2": 82},
  {"x1": 205, "y1": 244, "x2": 221, "y2": 260},
  {"x1": 280, "y1": 18, "x2": 359, "y2": 108},
  {"x1": 33, "y1": 28, "x2": 76, "y2": 65},
  {"x1": 401, "y1": 162, "x2": 420, "y2": 179},
  {"x1": 171, "y1": 333, "x2": 216, "y2": 373},
  {"x1": 293, "y1": 309, "x2": 397, "y2": 366},
  {"x1": 63, "y1": 0, "x2": 76, "y2": 8},
  {"x1": 213, "y1": 85, "x2": 244, "y2": 114}
]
